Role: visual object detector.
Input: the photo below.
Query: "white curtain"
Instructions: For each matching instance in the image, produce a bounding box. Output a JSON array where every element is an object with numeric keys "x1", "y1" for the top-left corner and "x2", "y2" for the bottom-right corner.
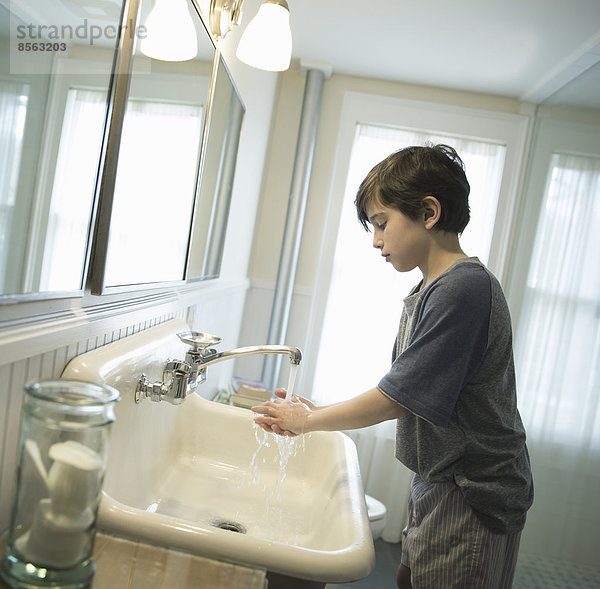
[
  {"x1": 312, "y1": 124, "x2": 507, "y2": 542},
  {"x1": 0, "y1": 80, "x2": 28, "y2": 291},
  {"x1": 104, "y1": 98, "x2": 203, "y2": 286},
  {"x1": 40, "y1": 88, "x2": 107, "y2": 291},
  {"x1": 514, "y1": 153, "x2": 600, "y2": 566}
]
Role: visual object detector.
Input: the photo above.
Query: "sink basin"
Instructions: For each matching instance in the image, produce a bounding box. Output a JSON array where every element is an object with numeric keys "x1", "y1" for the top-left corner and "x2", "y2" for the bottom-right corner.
[{"x1": 62, "y1": 320, "x2": 375, "y2": 584}]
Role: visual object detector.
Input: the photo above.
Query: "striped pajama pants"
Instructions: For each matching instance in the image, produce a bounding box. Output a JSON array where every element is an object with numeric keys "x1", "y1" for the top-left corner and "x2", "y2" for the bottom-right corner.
[{"x1": 401, "y1": 474, "x2": 521, "y2": 589}]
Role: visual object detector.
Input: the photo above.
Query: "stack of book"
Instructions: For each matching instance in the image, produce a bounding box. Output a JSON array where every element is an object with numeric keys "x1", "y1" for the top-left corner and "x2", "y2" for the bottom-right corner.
[{"x1": 229, "y1": 376, "x2": 271, "y2": 409}]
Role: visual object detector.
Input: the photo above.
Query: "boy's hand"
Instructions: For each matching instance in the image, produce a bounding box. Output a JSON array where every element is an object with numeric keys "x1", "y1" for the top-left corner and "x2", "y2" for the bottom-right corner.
[
  {"x1": 252, "y1": 392, "x2": 313, "y2": 436},
  {"x1": 272, "y1": 388, "x2": 319, "y2": 411}
]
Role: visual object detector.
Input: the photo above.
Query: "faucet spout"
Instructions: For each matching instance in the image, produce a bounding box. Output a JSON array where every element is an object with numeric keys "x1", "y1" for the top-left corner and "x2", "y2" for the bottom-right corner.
[
  {"x1": 198, "y1": 344, "x2": 302, "y2": 368},
  {"x1": 135, "y1": 333, "x2": 302, "y2": 405}
]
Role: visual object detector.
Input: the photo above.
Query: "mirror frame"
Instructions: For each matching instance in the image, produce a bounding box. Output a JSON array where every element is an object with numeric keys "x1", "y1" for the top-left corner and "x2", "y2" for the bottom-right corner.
[
  {"x1": 0, "y1": 0, "x2": 126, "y2": 305},
  {"x1": 87, "y1": 0, "x2": 218, "y2": 295},
  {"x1": 186, "y1": 53, "x2": 245, "y2": 282}
]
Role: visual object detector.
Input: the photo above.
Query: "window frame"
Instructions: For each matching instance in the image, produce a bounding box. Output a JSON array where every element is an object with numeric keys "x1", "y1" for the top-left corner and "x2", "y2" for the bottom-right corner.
[{"x1": 302, "y1": 92, "x2": 532, "y2": 393}]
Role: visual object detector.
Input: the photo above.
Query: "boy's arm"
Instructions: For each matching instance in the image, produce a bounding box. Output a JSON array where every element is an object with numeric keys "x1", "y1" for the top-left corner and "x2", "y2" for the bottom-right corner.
[{"x1": 252, "y1": 387, "x2": 407, "y2": 435}]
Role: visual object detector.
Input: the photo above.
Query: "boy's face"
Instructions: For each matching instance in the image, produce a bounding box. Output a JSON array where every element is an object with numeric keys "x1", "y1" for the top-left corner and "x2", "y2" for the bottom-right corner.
[{"x1": 366, "y1": 200, "x2": 430, "y2": 274}]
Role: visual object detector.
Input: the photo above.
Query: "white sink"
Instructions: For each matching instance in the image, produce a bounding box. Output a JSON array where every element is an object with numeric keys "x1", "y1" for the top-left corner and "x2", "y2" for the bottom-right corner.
[{"x1": 62, "y1": 320, "x2": 375, "y2": 584}]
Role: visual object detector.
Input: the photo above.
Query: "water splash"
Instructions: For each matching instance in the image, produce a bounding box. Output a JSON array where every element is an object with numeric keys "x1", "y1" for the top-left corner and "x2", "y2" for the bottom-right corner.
[
  {"x1": 249, "y1": 421, "x2": 270, "y2": 489},
  {"x1": 268, "y1": 434, "x2": 296, "y2": 502},
  {"x1": 246, "y1": 422, "x2": 311, "y2": 496},
  {"x1": 245, "y1": 366, "x2": 314, "y2": 539},
  {"x1": 243, "y1": 420, "x2": 314, "y2": 544}
]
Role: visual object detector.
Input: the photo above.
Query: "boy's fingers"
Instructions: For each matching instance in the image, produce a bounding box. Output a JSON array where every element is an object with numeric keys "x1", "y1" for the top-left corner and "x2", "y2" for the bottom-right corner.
[{"x1": 251, "y1": 401, "x2": 278, "y2": 414}]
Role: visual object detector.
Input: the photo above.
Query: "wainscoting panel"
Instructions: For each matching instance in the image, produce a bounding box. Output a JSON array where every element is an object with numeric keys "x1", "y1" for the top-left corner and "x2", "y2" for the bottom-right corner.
[{"x1": 0, "y1": 310, "x2": 185, "y2": 532}]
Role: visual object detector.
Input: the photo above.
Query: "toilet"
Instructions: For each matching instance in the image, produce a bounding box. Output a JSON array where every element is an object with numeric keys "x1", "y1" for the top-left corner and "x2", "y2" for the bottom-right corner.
[{"x1": 365, "y1": 494, "x2": 387, "y2": 540}]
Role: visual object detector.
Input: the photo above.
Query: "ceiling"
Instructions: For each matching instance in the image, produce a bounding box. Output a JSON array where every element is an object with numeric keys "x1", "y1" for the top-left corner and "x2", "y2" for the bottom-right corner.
[
  {"x1": 9, "y1": 1, "x2": 598, "y2": 108},
  {"x1": 285, "y1": 0, "x2": 600, "y2": 107}
]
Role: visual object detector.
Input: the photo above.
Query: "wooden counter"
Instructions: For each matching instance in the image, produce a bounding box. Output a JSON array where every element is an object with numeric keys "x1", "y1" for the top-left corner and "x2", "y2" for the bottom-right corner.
[{"x1": 1, "y1": 533, "x2": 267, "y2": 589}]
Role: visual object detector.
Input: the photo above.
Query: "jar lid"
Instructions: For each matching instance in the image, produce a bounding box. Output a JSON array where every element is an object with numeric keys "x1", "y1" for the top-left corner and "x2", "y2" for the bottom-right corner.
[{"x1": 25, "y1": 379, "x2": 120, "y2": 406}]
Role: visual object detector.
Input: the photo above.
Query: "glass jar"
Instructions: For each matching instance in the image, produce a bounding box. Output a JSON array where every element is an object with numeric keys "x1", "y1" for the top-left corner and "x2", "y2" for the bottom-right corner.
[{"x1": 0, "y1": 379, "x2": 120, "y2": 588}]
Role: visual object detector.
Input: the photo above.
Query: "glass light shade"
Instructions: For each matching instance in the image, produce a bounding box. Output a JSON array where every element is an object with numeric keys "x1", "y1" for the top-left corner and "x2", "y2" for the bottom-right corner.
[
  {"x1": 140, "y1": 0, "x2": 198, "y2": 62},
  {"x1": 236, "y1": 2, "x2": 292, "y2": 72}
]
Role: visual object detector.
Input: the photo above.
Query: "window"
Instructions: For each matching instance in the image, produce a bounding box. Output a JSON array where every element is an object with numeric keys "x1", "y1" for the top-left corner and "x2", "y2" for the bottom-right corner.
[
  {"x1": 509, "y1": 120, "x2": 600, "y2": 563},
  {"x1": 40, "y1": 89, "x2": 107, "y2": 291},
  {"x1": 515, "y1": 152, "x2": 600, "y2": 449},
  {"x1": 104, "y1": 98, "x2": 204, "y2": 285},
  {"x1": 311, "y1": 124, "x2": 507, "y2": 405}
]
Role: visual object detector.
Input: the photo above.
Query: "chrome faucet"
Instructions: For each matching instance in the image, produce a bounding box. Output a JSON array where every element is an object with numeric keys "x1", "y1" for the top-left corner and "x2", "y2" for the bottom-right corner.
[{"x1": 135, "y1": 331, "x2": 301, "y2": 405}]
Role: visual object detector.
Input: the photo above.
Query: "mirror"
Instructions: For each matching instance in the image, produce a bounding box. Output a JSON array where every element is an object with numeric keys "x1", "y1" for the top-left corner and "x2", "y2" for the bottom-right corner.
[
  {"x1": 89, "y1": 0, "x2": 216, "y2": 293},
  {"x1": 0, "y1": 0, "x2": 122, "y2": 300},
  {"x1": 542, "y1": 60, "x2": 600, "y2": 111},
  {"x1": 509, "y1": 59, "x2": 600, "y2": 316},
  {"x1": 187, "y1": 55, "x2": 245, "y2": 280}
]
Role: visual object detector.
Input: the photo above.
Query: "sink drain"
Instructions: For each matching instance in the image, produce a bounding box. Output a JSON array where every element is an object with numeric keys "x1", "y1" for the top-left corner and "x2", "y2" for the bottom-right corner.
[{"x1": 211, "y1": 519, "x2": 247, "y2": 534}]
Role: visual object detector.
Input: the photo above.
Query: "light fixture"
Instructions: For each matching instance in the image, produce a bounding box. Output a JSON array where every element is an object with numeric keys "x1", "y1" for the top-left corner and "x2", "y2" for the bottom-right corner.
[
  {"x1": 236, "y1": 0, "x2": 292, "y2": 72},
  {"x1": 140, "y1": 0, "x2": 198, "y2": 62},
  {"x1": 209, "y1": 0, "x2": 244, "y2": 40}
]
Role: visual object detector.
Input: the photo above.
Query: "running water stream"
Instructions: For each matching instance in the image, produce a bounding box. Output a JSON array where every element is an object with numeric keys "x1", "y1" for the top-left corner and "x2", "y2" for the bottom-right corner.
[
  {"x1": 285, "y1": 363, "x2": 298, "y2": 401},
  {"x1": 246, "y1": 364, "x2": 311, "y2": 530}
]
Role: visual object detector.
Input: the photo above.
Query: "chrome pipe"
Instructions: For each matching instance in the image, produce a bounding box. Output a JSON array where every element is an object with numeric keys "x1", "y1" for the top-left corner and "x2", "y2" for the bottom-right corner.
[
  {"x1": 261, "y1": 67, "x2": 325, "y2": 390},
  {"x1": 200, "y1": 344, "x2": 302, "y2": 368}
]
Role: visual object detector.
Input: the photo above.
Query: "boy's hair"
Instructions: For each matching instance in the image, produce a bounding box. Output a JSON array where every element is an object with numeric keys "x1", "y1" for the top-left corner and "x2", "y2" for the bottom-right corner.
[{"x1": 355, "y1": 143, "x2": 471, "y2": 234}]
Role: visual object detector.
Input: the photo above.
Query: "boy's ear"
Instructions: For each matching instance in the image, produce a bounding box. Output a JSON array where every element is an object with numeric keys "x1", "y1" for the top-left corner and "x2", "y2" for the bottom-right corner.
[{"x1": 422, "y1": 196, "x2": 441, "y2": 229}]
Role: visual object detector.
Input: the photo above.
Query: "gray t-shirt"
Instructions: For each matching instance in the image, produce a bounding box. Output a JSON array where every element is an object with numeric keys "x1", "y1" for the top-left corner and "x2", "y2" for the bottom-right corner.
[{"x1": 378, "y1": 257, "x2": 533, "y2": 534}]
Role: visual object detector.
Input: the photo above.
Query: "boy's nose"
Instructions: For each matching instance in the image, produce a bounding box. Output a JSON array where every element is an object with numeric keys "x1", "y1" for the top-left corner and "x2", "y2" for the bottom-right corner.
[{"x1": 373, "y1": 235, "x2": 383, "y2": 249}]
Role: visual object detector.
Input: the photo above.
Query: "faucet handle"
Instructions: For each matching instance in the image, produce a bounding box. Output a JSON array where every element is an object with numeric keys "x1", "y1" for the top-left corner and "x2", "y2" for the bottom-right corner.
[{"x1": 177, "y1": 331, "x2": 222, "y2": 354}]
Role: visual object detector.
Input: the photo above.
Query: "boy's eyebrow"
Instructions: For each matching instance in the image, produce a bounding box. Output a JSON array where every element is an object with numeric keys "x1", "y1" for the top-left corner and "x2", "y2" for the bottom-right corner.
[{"x1": 368, "y1": 212, "x2": 384, "y2": 224}]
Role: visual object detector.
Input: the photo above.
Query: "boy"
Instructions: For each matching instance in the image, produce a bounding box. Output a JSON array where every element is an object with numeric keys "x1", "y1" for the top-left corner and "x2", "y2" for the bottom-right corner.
[{"x1": 252, "y1": 144, "x2": 533, "y2": 589}]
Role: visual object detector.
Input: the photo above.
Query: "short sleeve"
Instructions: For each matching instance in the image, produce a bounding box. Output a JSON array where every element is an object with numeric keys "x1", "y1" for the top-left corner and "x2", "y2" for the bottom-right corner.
[{"x1": 378, "y1": 265, "x2": 491, "y2": 426}]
